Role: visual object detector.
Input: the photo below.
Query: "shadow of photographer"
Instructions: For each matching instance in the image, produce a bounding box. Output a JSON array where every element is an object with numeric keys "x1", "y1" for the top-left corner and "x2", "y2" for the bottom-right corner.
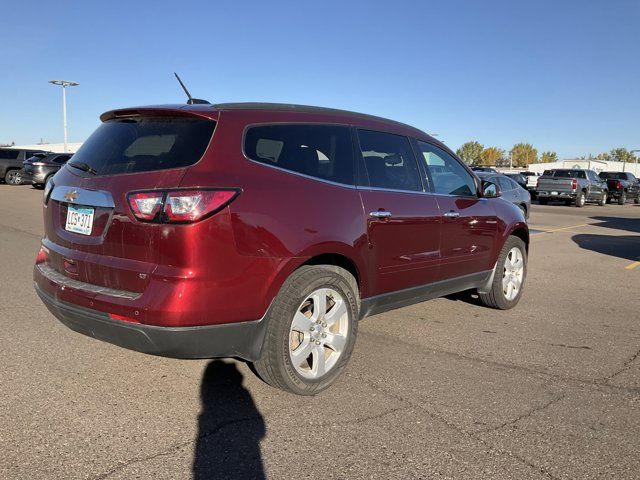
[{"x1": 193, "y1": 361, "x2": 266, "y2": 480}]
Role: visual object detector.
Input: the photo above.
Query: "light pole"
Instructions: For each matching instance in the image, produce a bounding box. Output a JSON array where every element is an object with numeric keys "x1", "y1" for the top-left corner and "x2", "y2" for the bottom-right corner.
[{"x1": 49, "y1": 80, "x2": 79, "y2": 153}]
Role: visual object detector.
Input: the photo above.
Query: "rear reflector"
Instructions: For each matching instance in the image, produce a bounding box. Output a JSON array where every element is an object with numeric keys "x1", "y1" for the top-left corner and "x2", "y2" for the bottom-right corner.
[
  {"x1": 109, "y1": 313, "x2": 140, "y2": 323},
  {"x1": 127, "y1": 189, "x2": 239, "y2": 223}
]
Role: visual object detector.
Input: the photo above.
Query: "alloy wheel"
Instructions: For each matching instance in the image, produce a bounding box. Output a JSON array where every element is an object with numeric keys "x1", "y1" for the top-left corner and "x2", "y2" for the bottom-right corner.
[
  {"x1": 289, "y1": 287, "x2": 350, "y2": 379},
  {"x1": 502, "y1": 247, "x2": 524, "y2": 301}
]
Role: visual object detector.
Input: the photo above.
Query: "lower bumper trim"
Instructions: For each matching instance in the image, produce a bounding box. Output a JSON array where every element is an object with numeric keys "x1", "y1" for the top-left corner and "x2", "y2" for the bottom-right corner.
[{"x1": 35, "y1": 284, "x2": 268, "y2": 361}]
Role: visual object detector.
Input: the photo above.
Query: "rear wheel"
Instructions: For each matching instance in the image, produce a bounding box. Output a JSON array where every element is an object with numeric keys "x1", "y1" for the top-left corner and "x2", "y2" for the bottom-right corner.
[
  {"x1": 252, "y1": 265, "x2": 359, "y2": 395},
  {"x1": 598, "y1": 191, "x2": 607, "y2": 206},
  {"x1": 4, "y1": 169, "x2": 22, "y2": 185},
  {"x1": 479, "y1": 236, "x2": 527, "y2": 310},
  {"x1": 575, "y1": 191, "x2": 586, "y2": 207},
  {"x1": 618, "y1": 192, "x2": 627, "y2": 205}
]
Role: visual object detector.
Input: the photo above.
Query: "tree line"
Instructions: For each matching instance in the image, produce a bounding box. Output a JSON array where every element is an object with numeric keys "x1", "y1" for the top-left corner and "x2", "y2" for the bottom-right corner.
[{"x1": 455, "y1": 142, "x2": 638, "y2": 168}]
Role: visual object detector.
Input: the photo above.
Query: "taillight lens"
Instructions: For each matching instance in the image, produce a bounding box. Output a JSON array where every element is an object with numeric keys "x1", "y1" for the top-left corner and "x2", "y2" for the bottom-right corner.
[
  {"x1": 127, "y1": 189, "x2": 239, "y2": 223},
  {"x1": 571, "y1": 179, "x2": 577, "y2": 189},
  {"x1": 616, "y1": 181, "x2": 622, "y2": 189},
  {"x1": 128, "y1": 192, "x2": 164, "y2": 221}
]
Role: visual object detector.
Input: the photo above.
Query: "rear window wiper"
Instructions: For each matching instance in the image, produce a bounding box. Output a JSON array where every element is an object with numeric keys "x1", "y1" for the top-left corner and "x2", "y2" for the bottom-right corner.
[{"x1": 68, "y1": 162, "x2": 98, "y2": 175}]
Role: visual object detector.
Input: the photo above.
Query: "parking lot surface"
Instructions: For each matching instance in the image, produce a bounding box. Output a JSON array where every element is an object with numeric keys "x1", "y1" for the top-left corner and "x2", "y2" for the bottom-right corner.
[{"x1": 1, "y1": 185, "x2": 639, "y2": 479}]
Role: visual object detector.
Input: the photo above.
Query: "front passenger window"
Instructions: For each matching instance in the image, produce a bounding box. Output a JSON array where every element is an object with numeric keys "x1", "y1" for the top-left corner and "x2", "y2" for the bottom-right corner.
[{"x1": 416, "y1": 141, "x2": 477, "y2": 196}]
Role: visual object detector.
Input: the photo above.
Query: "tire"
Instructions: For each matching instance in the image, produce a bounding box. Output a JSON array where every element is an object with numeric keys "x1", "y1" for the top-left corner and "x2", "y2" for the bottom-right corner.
[
  {"x1": 478, "y1": 236, "x2": 527, "y2": 310},
  {"x1": 518, "y1": 204, "x2": 527, "y2": 218},
  {"x1": 606, "y1": 196, "x2": 612, "y2": 204},
  {"x1": 4, "y1": 169, "x2": 22, "y2": 185},
  {"x1": 252, "y1": 265, "x2": 359, "y2": 395},
  {"x1": 598, "y1": 191, "x2": 607, "y2": 206},
  {"x1": 618, "y1": 192, "x2": 627, "y2": 205},
  {"x1": 575, "y1": 191, "x2": 586, "y2": 207},
  {"x1": 538, "y1": 198, "x2": 548, "y2": 205},
  {"x1": 634, "y1": 197, "x2": 639, "y2": 204}
]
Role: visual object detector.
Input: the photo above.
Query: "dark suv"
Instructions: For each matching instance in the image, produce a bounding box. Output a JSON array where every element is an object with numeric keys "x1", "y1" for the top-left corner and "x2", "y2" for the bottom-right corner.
[
  {"x1": 0, "y1": 148, "x2": 50, "y2": 184},
  {"x1": 22, "y1": 153, "x2": 73, "y2": 188},
  {"x1": 34, "y1": 103, "x2": 529, "y2": 395}
]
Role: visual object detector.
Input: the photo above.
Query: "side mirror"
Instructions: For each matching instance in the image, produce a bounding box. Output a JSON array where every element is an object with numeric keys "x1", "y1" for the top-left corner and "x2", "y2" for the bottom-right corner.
[{"x1": 481, "y1": 180, "x2": 500, "y2": 198}]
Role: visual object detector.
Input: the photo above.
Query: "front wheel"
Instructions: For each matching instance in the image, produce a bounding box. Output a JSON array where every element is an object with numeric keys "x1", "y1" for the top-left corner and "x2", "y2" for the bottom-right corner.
[
  {"x1": 598, "y1": 191, "x2": 607, "y2": 206},
  {"x1": 479, "y1": 236, "x2": 527, "y2": 310},
  {"x1": 252, "y1": 265, "x2": 359, "y2": 395}
]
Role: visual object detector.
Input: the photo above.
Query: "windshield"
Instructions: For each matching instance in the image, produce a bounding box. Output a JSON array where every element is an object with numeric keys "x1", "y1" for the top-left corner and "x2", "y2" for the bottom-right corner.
[
  {"x1": 599, "y1": 172, "x2": 626, "y2": 180},
  {"x1": 68, "y1": 117, "x2": 216, "y2": 176}
]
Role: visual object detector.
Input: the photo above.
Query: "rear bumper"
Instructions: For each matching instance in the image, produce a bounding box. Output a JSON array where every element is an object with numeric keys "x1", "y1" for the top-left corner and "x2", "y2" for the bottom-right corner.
[
  {"x1": 21, "y1": 167, "x2": 49, "y2": 184},
  {"x1": 35, "y1": 283, "x2": 269, "y2": 361},
  {"x1": 536, "y1": 191, "x2": 576, "y2": 199}
]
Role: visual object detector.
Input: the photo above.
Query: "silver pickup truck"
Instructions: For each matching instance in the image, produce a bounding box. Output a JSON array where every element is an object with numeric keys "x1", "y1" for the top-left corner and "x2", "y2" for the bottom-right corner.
[{"x1": 536, "y1": 169, "x2": 608, "y2": 207}]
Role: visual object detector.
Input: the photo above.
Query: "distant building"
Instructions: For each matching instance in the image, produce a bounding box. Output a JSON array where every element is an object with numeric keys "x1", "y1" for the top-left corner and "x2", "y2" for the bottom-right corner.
[
  {"x1": 526, "y1": 159, "x2": 640, "y2": 176},
  {"x1": 8, "y1": 142, "x2": 83, "y2": 154}
]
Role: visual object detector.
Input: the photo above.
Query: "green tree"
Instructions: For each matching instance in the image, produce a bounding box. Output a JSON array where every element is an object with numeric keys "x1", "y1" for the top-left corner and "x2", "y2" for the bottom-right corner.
[
  {"x1": 456, "y1": 141, "x2": 484, "y2": 166},
  {"x1": 510, "y1": 143, "x2": 538, "y2": 167},
  {"x1": 609, "y1": 148, "x2": 637, "y2": 163},
  {"x1": 595, "y1": 152, "x2": 611, "y2": 161},
  {"x1": 480, "y1": 147, "x2": 504, "y2": 166},
  {"x1": 540, "y1": 151, "x2": 558, "y2": 163}
]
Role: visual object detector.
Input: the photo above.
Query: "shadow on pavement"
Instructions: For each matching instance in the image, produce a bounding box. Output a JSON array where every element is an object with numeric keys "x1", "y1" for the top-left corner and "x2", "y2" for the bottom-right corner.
[
  {"x1": 572, "y1": 234, "x2": 640, "y2": 262},
  {"x1": 590, "y1": 216, "x2": 640, "y2": 234},
  {"x1": 193, "y1": 361, "x2": 266, "y2": 480}
]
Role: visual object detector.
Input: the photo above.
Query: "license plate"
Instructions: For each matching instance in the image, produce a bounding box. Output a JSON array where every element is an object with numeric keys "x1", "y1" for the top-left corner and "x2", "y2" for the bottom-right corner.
[
  {"x1": 551, "y1": 191, "x2": 558, "y2": 195},
  {"x1": 65, "y1": 205, "x2": 94, "y2": 235}
]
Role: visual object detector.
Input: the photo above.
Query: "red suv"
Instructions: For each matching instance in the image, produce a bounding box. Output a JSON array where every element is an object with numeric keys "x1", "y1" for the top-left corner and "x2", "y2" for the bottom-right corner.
[{"x1": 34, "y1": 103, "x2": 528, "y2": 395}]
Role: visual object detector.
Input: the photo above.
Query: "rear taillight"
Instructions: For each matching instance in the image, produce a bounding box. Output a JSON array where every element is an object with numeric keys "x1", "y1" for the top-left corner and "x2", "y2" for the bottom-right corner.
[
  {"x1": 127, "y1": 189, "x2": 239, "y2": 224},
  {"x1": 616, "y1": 181, "x2": 622, "y2": 189},
  {"x1": 536, "y1": 179, "x2": 540, "y2": 188},
  {"x1": 32, "y1": 162, "x2": 47, "y2": 166},
  {"x1": 128, "y1": 192, "x2": 164, "y2": 221},
  {"x1": 571, "y1": 179, "x2": 577, "y2": 189},
  {"x1": 35, "y1": 246, "x2": 49, "y2": 264}
]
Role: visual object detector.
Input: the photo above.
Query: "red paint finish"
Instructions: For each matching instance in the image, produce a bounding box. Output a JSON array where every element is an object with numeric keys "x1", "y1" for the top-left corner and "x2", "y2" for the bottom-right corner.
[{"x1": 34, "y1": 103, "x2": 528, "y2": 331}]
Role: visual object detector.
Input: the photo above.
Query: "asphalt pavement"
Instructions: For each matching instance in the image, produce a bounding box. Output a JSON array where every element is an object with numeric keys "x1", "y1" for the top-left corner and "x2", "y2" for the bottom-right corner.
[{"x1": 1, "y1": 185, "x2": 638, "y2": 479}]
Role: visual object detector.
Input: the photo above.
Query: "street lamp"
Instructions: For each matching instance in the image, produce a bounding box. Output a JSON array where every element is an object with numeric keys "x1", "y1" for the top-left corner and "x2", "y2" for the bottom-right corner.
[{"x1": 49, "y1": 80, "x2": 79, "y2": 153}]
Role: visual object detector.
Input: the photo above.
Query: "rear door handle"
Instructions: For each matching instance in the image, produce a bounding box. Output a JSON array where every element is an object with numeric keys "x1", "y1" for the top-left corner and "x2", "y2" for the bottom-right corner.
[
  {"x1": 369, "y1": 211, "x2": 392, "y2": 218},
  {"x1": 444, "y1": 211, "x2": 460, "y2": 218}
]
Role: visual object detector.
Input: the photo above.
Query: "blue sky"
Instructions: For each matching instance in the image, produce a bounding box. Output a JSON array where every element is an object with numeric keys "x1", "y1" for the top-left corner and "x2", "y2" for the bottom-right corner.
[{"x1": 1, "y1": 0, "x2": 638, "y2": 158}]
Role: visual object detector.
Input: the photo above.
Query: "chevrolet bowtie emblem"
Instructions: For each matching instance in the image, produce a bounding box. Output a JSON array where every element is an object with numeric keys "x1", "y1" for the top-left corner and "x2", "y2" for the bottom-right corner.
[{"x1": 64, "y1": 190, "x2": 79, "y2": 202}]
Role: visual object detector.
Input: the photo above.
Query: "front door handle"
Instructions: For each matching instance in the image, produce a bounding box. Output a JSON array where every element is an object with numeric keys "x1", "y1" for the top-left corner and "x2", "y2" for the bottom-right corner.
[
  {"x1": 369, "y1": 211, "x2": 392, "y2": 218},
  {"x1": 444, "y1": 211, "x2": 460, "y2": 218}
]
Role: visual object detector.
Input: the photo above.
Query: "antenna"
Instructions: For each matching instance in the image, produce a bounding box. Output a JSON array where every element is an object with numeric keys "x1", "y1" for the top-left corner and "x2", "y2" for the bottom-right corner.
[{"x1": 173, "y1": 73, "x2": 210, "y2": 105}]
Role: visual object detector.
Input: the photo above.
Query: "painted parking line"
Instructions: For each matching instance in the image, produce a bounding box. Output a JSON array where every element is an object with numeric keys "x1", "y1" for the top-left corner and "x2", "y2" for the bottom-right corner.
[
  {"x1": 529, "y1": 223, "x2": 590, "y2": 237},
  {"x1": 625, "y1": 259, "x2": 640, "y2": 270}
]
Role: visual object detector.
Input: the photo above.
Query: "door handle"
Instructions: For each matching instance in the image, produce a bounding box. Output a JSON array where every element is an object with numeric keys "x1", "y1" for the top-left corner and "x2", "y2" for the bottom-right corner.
[
  {"x1": 369, "y1": 211, "x2": 392, "y2": 218},
  {"x1": 444, "y1": 211, "x2": 460, "y2": 218}
]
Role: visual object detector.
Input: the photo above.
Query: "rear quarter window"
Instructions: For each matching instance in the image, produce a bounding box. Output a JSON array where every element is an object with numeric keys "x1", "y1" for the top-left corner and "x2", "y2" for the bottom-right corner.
[
  {"x1": 244, "y1": 124, "x2": 354, "y2": 185},
  {"x1": 67, "y1": 117, "x2": 216, "y2": 176}
]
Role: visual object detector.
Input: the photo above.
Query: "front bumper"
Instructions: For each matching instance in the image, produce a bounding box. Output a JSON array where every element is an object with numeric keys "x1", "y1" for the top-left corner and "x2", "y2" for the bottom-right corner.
[{"x1": 35, "y1": 283, "x2": 268, "y2": 361}]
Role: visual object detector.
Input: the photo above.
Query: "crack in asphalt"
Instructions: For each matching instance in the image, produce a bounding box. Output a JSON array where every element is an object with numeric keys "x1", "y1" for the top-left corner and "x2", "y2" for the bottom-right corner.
[
  {"x1": 91, "y1": 415, "x2": 262, "y2": 480},
  {"x1": 351, "y1": 373, "x2": 562, "y2": 480},
  {"x1": 482, "y1": 394, "x2": 566, "y2": 433},
  {"x1": 359, "y1": 330, "x2": 640, "y2": 395},
  {"x1": 606, "y1": 348, "x2": 640, "y2": 381}
]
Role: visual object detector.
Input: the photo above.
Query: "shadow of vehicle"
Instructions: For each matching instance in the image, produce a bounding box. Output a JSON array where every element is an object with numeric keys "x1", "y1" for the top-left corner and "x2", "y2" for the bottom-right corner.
[
  {"x1": 590, "y1": 216, "x2": 640, "y2": 234},
  {"x1": 193, "y1": 361, "x2": 266, "y2": 480},
  {"x1": 444, "y1": 290, "x2": 484, "y2": 306},
  {"x1": 572, "y1": 234, "x2": 640, "y2": 262}
]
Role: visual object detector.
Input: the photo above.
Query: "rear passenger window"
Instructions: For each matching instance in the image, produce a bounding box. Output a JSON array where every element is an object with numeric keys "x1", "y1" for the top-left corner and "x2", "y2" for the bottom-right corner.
[
  {"x1": 244, "y1": 124, "x2": 354, "y2": 185},
  {"x1": 357, "y1": 130, "x2": 422, "y2": 192},
  {"x1": 497, "y1": 176, "x2": 514, "y2": 191},
  {"x1": 415, "y1": 141, "x2": 477, "y2": 196}
]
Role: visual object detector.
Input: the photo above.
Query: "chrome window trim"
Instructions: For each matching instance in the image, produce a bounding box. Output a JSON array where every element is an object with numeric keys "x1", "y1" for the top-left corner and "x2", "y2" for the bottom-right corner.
[{"x1": 50, "y1": 186, "x2": 115, "y2": 208}]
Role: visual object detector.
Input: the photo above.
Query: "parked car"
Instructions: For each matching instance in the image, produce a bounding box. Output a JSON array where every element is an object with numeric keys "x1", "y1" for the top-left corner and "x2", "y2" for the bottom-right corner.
[
  {"x1": 22, "y1": 153, "x2": 73, "y2": 188},
  {"x1": 475, "y1": 172, "x2": 531, "y2": 219},
  {"x1": 520, "y1": 171, "x2": 540, "y2": 198},
  {"x1": 34, "y1": 102, "x2": 529, "y2": 395},
  {"x1": 504, "y1": 172, "x2": 527, "y2": 189},
  {"x1": 598, "y1": 172, "x2": 640, "y2": 205},
  {"x1": 536, "y1": 169, "x2": 608, "y2": 207},
  {"x1": 472, "y1": 166, "x2": 498, "y2": 173},
  {"x1": 0, "y1": 148, "x2": 50, "y2": 185}
]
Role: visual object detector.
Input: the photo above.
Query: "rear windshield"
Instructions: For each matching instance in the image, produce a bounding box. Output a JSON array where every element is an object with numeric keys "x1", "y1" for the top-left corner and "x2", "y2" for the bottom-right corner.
[
  {"x1": 67, "y1": 117, "x2": 215, "y2": 176},
  {"x1": 599, "y1": 172, "x2": 626, "y2": 180},
  {"x1": 553, "y1": 170, "x2": 585, "y2": 179}
]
